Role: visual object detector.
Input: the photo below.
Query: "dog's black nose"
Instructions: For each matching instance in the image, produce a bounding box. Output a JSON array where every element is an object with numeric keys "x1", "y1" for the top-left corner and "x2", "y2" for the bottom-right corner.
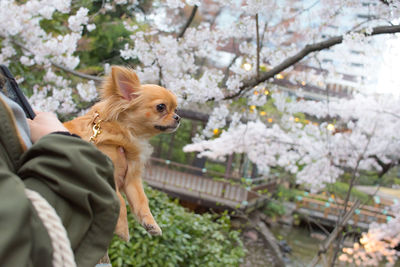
[{"x1": 173, "y1": 114, "x2": 181, "y2": 122}]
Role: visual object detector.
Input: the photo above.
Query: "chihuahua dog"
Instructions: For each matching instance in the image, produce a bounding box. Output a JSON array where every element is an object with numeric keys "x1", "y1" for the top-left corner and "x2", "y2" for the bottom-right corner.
[{"x1": 64, "y1": 66, "x2": 180, "y2": 240}]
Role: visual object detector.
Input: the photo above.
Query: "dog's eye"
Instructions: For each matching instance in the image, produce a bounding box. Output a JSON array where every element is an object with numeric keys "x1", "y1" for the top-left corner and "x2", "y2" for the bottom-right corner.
[{"x1": 156, "y1": 104, "x2": 166, "y2": 112}]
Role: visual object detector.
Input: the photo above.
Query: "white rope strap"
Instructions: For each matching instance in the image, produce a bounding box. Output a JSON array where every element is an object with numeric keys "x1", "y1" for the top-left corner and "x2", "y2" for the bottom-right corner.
[{"x1": 25, "y1": 188, "x2": 76, "y2": 267}]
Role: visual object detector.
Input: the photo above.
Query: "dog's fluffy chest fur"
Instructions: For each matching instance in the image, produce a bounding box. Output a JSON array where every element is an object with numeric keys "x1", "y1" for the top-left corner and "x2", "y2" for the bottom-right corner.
[{"x1": 134, "y1": 137, "x2": 153, "y2": 163}]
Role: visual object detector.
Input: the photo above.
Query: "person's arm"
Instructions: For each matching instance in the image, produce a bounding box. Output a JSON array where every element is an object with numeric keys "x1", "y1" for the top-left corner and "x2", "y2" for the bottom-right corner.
[
  {"x1": 17, "y1": 133, "x2": 120, "y2": 266},
  {"x1": 18, "y1": 112, "x2": 120, "y2": 266},
  {"x1": 0, "y1": 153, "x2": 52, "y2": 267}
]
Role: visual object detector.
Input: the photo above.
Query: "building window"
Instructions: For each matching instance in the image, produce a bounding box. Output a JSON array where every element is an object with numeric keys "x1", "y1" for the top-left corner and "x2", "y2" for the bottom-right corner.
[
  {"x1": 350, "y1": 50, "x2": 362, "y2": 55},
  {"x1": 350, "y1": 63, "x2": 363, "y2": 68},
  {"x1": 322, "y1": 59, "x2": 333, "y2": 64}
]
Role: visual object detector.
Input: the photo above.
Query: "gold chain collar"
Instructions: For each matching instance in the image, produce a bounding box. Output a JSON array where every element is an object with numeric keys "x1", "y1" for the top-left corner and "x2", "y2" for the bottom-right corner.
[{"x1": 89, "y1": 112, "x2": 102, "y2": 143}]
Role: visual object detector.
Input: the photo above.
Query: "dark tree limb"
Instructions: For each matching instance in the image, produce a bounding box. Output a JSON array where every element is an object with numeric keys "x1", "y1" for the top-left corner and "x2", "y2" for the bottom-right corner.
[
  {"x1": 50, "y1": 61, "x2": 103, "y2": 82},
  {"x1": 260, "y1": 21, "x2": 268, "y2": 48},
  {"x1": 223, "y1": 24, "x2": 400, "y2": 100},
  {"x1": 370, "y1": 155, "x2": 399, "y2": 178},
  {"x1": 379, "y1": 0, "x2": 392, "y2": 5},
  {"x1": 255, "y1": 13, "x2": 260, "y2": 79},
  {"x1": 221, "y1": 54, "x2": 239, "y2": 88},
  {"x1": 329, "y1": 130, "x2": 374, "y2": 266},
  {"x1": 310, "y1": 200, "x2": 361, "y2": 267},
  {"x1": 177, "y1": 5, "x2": 198, "y2": 39},
  {"x1": 4, "y1": 23, "x2": 400, "y2": 103},
  {"x1": 177, "y1": 109, "x2": 209, "y2": 122}
]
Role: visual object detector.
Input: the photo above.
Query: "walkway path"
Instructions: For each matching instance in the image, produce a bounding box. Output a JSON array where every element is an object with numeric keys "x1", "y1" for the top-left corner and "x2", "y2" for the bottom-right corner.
[{"x1": 355, "y1": 185, "x2": 400, "y2": 203}]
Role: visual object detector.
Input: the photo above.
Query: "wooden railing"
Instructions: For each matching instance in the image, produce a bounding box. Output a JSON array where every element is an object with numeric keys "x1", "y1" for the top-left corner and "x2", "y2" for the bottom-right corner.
[
  {"x1": 149, "y1": 157, "x2": 251, "y2": 182},
  {"x1": 143, "y1": 157, "x2": 274, "y2": 209},
  {"x1": 295, "y1": 194, "x2": 395, "y2": 227}
]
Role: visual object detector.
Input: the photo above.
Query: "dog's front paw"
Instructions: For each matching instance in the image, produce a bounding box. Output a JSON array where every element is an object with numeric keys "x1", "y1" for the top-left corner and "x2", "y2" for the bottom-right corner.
[
  {"x1": 115, "y1": 220, "x2": 130, "y2": 241},
  {"x1": 115, "y1": 227, "x2": 130, "y2": 241},
  {"x1": 144, "y1": 223, "x2": 162, "y2": 236}
]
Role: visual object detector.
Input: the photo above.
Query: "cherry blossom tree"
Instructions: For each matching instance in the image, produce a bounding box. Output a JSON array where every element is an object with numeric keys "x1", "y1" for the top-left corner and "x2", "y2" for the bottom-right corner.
[
  {"x1": 340, "y1": 202, "x2": 400, "y2": 266},
  {"x1": 1, "y1": 0, "x2": 400, "y2": 265}
]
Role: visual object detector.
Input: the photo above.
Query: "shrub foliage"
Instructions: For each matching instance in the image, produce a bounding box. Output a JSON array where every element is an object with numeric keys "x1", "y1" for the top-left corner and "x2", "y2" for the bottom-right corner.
[{"x1": 109, "y1": 186, "x2": 245, "y2": 267}]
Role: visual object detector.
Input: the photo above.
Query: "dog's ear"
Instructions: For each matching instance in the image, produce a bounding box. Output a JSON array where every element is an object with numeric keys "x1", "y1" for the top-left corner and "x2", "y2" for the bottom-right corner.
[
  {"x1": 103, "y1": 66, "x2": 141, "y2": 100},
  {"x1": 113, "y1": 66, "x2": 141, "y2": 100}
]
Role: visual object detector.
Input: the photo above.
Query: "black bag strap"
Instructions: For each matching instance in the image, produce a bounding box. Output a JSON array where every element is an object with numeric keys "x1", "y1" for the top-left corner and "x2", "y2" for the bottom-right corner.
[{"x1": 0, "y1": 65, "x2": 35, "y2": 119}]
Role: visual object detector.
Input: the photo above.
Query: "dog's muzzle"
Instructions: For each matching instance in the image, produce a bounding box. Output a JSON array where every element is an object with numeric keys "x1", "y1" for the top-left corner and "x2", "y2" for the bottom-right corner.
[{"x1": 155, "y1": 122, "x2": 180, "y2": 132}]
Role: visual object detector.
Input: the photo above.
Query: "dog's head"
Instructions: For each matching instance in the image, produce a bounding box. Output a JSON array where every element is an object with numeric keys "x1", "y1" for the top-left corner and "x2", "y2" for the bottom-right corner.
[{"x1": 101, "y1": 66, "x2": 180, "y2": 137}]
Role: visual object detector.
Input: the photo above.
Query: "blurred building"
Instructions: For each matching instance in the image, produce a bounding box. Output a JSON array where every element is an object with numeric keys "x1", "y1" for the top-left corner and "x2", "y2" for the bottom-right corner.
[
  {"x1": 196, "y1": 0, "x2": 386, "y2": 100},
  {"x1": 307, "y1": 0, "x2": 384, "y2": 98}
]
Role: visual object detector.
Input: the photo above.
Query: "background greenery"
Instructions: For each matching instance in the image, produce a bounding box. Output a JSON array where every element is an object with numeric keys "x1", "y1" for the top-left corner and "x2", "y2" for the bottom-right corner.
[{"x1": 109, "y1": 186, "x2": 246, "y2": 267}]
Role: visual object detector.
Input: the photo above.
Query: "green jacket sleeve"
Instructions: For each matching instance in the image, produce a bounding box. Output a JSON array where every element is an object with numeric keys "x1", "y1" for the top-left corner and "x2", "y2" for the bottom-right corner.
[
  {"x1": 0, "y1": 151, "x2": 53, "y2": 267},
  {"x1": 17, "y1": 133, "x2": 120, "y2": 267}
]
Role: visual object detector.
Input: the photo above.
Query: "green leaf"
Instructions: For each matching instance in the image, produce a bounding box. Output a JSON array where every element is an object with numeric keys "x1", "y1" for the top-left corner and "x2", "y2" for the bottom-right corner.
[{"x1": 109, "y1": 186, "x2": 245, "y2": 266}]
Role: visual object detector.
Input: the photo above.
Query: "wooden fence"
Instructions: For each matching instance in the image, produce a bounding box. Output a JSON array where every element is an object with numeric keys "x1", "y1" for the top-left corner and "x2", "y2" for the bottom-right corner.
[
  {"x1": 295, "y1": 194, "x2": 395, "y2": 230},
  {"x1": 143, "y1": 157, "x2": 274, "y2": 211}
]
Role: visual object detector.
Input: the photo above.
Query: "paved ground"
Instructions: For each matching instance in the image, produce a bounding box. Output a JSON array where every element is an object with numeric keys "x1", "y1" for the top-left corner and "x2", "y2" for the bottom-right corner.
[{"x1": 355, "y1": 185, "x2": 400, "y2": 202}]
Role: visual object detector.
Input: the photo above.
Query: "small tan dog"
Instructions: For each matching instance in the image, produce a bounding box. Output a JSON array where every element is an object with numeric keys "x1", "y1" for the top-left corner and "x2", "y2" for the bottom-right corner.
[{"x1": 64, "y1": 66, "x2": 180, "y2": 240}]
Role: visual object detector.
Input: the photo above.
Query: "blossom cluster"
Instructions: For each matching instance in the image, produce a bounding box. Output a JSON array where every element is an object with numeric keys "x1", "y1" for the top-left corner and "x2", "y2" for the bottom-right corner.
[
  {"x1": 185, "y1": 92, "x2": 400, "y2": 191},
  {"x1": 1, "y1": 1, "x2": 399, "y2": 264},
  {"x1": 0, "y1": 0, "x2": 91, "y2": 113},
  {"x1": 340, "y1": 204, "x2": 400, "y2": 266}
]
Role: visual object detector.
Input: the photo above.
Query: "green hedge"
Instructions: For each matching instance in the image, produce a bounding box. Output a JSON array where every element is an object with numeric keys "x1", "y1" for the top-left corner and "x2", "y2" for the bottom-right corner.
[
  {"x1": 326, "y1": 182, "x2": 370, "y2": 204},
  {"x1": 109, "y1": 186, "x2": 245, "y2": 267}
]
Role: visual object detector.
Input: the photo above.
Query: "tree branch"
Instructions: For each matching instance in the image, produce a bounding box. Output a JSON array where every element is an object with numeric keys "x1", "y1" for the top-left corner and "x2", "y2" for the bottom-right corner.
[
  {"x1": 221, "y1": 54, "x2": 239, "y2": 87},
  {"x1": 177, "y1": 108, "x2": 209, "y2": 122},
  {"x1": 379, "y1": 0, "x2": 391, "y2": 5},
  {"x1": 310, "y1": 200, "x2": 361, "y2": 267},
  {"x1": 223, "y1": 24, "x2": 400, "y2": 100},
  {"x1": 369, "y1": 155, "x2": 399, "y2": 178},
  {"x1": 255, "y1": 13, "x2": 260, "y2": 79},
  {"x1": 50, "y1": 61, "x2": 103, "y2": 82},
  {"x1": 177, "y1": 5, "x2": 198, "y2": 39},
  {"x1": 329, "y1": 129, "x2": 375, "y2": 266}
]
